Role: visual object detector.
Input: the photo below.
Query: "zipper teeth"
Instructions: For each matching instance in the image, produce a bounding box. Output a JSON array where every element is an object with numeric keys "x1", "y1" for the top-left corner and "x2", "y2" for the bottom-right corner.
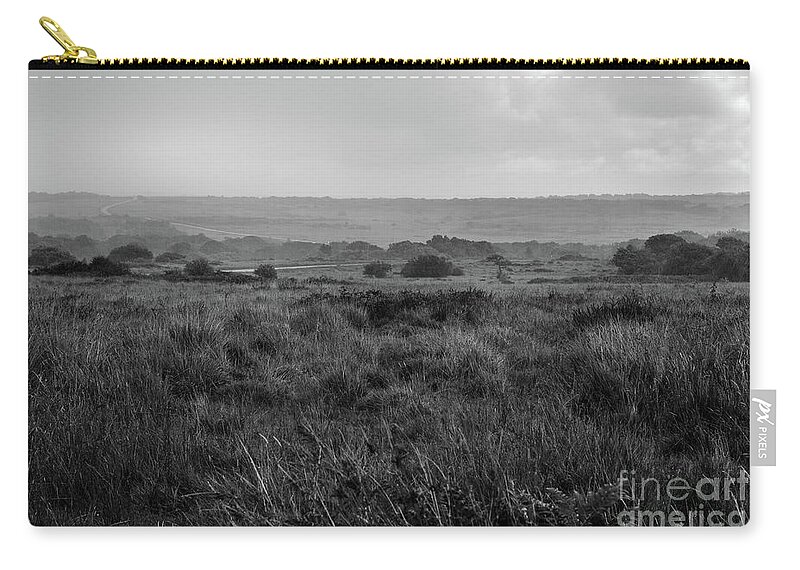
[
  {"x1": 96, "y1": 57, "x2": 747, "y2": 68},
  {"x1": 27, "y1": 57, "x2": 750, "y2": 70}
]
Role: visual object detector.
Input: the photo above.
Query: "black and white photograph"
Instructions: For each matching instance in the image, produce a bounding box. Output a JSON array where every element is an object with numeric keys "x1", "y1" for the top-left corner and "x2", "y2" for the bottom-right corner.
[{"x1": 27, "y1": 61, "x2": 751, "y2": 527}]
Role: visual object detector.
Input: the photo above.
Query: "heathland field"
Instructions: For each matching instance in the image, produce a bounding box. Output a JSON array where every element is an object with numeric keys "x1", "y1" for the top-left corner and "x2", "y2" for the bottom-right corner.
[{"x1": 28, "y1": 273, "x2": 749, "y2": 526}]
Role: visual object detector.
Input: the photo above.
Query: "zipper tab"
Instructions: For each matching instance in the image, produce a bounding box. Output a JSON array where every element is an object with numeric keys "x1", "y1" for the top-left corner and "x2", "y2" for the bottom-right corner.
[{"x1": 39, "y1": 16, "x2": 98, "y2": 65}]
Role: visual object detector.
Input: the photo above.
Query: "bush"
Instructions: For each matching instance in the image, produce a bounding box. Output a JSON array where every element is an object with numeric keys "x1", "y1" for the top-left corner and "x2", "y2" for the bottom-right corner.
[
  {"x1": 386, "y1": 240, "x2": 439, "y2": 260},
  {"x1": 89, "y1": 256, "x2": 130, "y2": 276},
  {"x1": 32, "y1": 260, "x2": 91, "y2": 275},
  {"x1": 107, "y1": 243, "x2": 153, "y2": 263},
  {"x1": 661, "y1": 242, "x2": 714, "y2": 275},
  {"x1": 710, "y1": 237, "x2": 749, "y2": 281},
  {"x1": 200, "y1": 240, "x2": 233, "y2": 254},
  {"x1": 400, "y1": 255, "x2": 462, "y2": 278},
  {"x1": 301, "y1": 287, "x2": 495, "y2": 327},
  {"x1": 611, "y1": 234, "x2": 749, "y2": 281},
  {"x1": 184, "y1": 258, "x2": 215, "y2": 276},
  {"x1": 644, "y1": 233, "x2": 686, "y2": 254},
  {"x1": 28, "y1": 245, "x2": 76, "y2": 268},
  {"x1": 31, "y1": 256, "x2": 129, "y2": 277},
  {"x1": 611, "y1": 245, "x2": 657, "y2": 275},
  {"x1": 363, "y1": 261, "x2": 392, "y2": 278},
  {"x1": 155, "y1": 251, "x2": 186, "y2": 263},
  {"x1": 169, "y1": 241, "x2": 193, "y2": 254},
  {"x1": 346, "y1": 241, "x2": 383, "y2": 253},
  {"x1": 427, "y1": 235, "x2": 495, "y2": 258},
  {"x1": 223, "y1": 273, "x2": 258, "y2": 284},
  {"x1": 255, "y1": 264, "x2": 278, "y2": 281}
]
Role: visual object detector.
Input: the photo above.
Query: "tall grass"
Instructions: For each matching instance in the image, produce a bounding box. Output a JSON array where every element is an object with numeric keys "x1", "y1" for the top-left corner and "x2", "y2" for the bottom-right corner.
[{"x1": 28, "y1": 277, "x2": 749, "y2": 525}]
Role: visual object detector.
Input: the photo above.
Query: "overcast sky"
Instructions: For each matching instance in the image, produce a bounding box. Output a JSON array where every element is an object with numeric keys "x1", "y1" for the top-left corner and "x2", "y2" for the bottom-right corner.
[{"x1": 29, "y1": 70, "x2": 749, "y2": 198}]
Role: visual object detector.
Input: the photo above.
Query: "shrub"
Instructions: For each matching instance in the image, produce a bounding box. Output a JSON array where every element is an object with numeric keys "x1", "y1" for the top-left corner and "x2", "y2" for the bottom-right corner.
[
  {"x1": 28, "y1": 245, "x2": 76, "y2": 268},
  {"x1": 611, "y1": 234, "x2": 749, "y2": 281},
  {"x1": 363, "y1": 261, "x2": 392, "y2": 278},
  {"x1": 386, "y1": 240, "x2": 439, "y2": 260},
  {"x1": 611, "y1": 245, "x2": 657, "y2": 275},
  {"x1": 169, "y1": 241, "x2": 193, "y2": 254},
  {"x1": 661, "y1": 242, "x2": 715, "y2": 275},
  {"x1": 223, "y1": 273, "x2": 258, "y2": 284},
  {"x1": 184, "y1": 258, "x2": 215, "y2": 276},
  {"x1": 108, "y1": 243, "x2": 153, "y2": 263},
  {"x1": 709, "y1": 238, "x2": 749, "y2": 281},
  {"x1": 644, "y1": 233, "x2": 686, "y2": 254},
  {"x1": 305, "y1": 275, "x2": 352, "y2": 285},
  {"x1": 32, "y1": 260, "x2": 91, "y2": 275},
  {"x1": 31, "y1": 256, "x2": 129, "y2": 276},
  {"x1": 255, "y1": 264, "x2": 278, "y2": 281},
  {"x1": 301, "y1": 287, "x2": 496, "y2": 327},
  {"x1": 89, "y1": 256, "x2": 130, "y2": 276},
  {"x1": 200, "y1": 240, "x2": 233, "y2": 254},
  {"x1": 346, "y1": 241, "x2": 383, "y2": 253},
  {"x1": 400, "y1": 255, "x2": 462, "y2": 278},
  {"x1": 155, "y1": 251, "x2": 186, "y2": 263},
  {"x1": 426, "y1": 235, "x2": 494, "y2": 258}
]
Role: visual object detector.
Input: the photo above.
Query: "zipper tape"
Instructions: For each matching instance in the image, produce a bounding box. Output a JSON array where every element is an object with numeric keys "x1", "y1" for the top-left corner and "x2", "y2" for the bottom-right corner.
[{"x1": 31, "y1": 17, "x2": 749, "y2": 70}]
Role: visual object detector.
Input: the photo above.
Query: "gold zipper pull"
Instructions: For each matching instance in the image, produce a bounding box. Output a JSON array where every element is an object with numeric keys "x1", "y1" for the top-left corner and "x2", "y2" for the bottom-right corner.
[{"x1": 39, "y1": 16, "x2": 98, "y2": 64}]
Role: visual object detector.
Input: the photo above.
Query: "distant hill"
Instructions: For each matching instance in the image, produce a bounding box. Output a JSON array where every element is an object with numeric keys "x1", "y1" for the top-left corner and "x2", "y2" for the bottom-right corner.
[
  {"x1": 29, "y1": 192, "x2": 749, "y2": 246},
  {"x1": 29, "y1": 229, "x2": 750, "y2": 267}
]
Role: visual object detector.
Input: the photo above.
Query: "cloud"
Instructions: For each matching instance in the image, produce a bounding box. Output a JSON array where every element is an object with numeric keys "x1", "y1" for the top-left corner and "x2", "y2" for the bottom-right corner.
[{"x1": 29, "y1": 71, "x2": 749, "y2": 198}]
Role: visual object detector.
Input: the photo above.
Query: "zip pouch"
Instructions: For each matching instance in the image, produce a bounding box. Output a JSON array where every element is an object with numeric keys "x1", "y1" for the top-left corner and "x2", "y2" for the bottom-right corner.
[{"x1": 28, "y1": 17, "x2": 751, "y2": 527}]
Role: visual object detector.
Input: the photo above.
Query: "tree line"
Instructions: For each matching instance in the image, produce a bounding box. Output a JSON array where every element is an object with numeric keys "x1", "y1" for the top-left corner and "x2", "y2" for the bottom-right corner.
[
  {"x1": 30, "y1": 232, "x2": 750, "y2": 282},
  {"x1": 611, "y1": 234, "x2": 749, "y2": 281}
]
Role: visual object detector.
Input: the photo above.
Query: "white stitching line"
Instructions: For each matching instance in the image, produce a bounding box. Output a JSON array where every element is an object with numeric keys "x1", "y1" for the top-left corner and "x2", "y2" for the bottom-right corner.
[{"x1": 29, "y1": 74, "x2": 750, "y2": 80}]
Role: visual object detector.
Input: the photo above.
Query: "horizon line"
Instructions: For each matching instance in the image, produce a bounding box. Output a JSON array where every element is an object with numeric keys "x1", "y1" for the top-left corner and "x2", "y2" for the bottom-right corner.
[{"x1": 29, "y1": 190, "x2": 751, "y2": 200}]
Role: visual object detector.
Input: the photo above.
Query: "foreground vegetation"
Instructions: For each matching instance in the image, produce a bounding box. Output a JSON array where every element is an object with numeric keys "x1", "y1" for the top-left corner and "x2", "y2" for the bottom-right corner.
[{"x1": 29, "y1": 276, "x2": 749, "y2": 525}]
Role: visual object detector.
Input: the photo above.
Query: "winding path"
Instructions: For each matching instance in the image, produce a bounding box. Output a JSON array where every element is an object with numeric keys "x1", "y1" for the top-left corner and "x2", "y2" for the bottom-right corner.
[
  {"x1": 224, "y1": 263, "x2": 364, "y2": 273},
  {"x1": 99, "y1": 195, "x2": 310, "y2": 243},
  {"x1": 100, "y1": 196, "x2": 138, "y2": 216}
]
